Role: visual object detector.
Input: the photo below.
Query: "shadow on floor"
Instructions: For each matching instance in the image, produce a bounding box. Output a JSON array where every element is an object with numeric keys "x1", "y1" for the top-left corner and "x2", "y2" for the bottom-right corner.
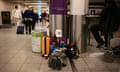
[{"x1": 0, "y1": 24, "x2": 12, "y2": 28}]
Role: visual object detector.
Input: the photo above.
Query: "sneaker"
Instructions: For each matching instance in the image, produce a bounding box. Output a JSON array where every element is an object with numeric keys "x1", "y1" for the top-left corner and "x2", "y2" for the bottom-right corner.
[
  {"x1": 96, "y1": 42, "x2": 104, "y2": 48},
  {"x1": 104, "y1": 47, "x2": 109, "y2": 50}
]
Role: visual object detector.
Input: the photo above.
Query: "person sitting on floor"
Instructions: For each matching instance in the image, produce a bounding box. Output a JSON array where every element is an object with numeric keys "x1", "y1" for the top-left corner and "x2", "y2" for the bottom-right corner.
[{"x1": 50, "y1": 29, "x2": 67, "y2": 66}]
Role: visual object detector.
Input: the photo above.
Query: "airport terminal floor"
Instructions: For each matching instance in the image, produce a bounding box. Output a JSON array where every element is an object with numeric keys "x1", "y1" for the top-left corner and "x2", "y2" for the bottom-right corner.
[{"x1": 0, "y1": 25, "x2": 120, "y2": 72}]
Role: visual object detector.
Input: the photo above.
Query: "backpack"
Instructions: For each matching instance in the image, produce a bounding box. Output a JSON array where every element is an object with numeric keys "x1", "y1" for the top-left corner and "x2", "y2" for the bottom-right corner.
[
  {"x1": 65, "y1": 43, "x2": 80, "y2": 59},
  {"x1": 48, "y1": 55, "x2": 62, "y2": 70}
]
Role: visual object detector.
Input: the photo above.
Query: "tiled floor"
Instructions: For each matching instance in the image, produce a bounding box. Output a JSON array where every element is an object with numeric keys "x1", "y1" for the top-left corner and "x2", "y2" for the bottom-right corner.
[{"x1": 0, "y1": 25, "x2": 120, "y2": 72}]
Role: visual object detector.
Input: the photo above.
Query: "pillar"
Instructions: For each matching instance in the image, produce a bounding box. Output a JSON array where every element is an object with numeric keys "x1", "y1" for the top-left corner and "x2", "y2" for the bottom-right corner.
[
  {"x1": 70, "y1": 0, "x2": 88, "y2": 53},
  {"x1": 50, "y1": 0, "x2": 67, "y2": 36},
  {"x1": 50, "y1": 15, "x2": 62, "y2": 36}
]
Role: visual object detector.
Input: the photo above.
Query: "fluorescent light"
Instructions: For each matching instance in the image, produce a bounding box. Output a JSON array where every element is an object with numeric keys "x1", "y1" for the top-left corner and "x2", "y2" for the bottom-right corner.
[{"x1": 24, "y1": 3, "x2": 47, "y2": 5}]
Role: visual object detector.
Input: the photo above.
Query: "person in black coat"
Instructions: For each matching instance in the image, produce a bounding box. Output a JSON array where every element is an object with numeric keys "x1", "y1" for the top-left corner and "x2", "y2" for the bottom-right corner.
[
  {"x1": 91, "y1": 0, "x2": 120, "y2": 48},
  {"x1": 23, "y1": 6, "x2": 34, "y2": 34},
  {"x1": 32, "y1": 11, "x2": 39, "y2": 31}
]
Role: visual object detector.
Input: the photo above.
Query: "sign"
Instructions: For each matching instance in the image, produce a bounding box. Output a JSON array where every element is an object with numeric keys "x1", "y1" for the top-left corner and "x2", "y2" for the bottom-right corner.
[{"x1": 50, "y1": 0, "x2": 67, "y2": 14}]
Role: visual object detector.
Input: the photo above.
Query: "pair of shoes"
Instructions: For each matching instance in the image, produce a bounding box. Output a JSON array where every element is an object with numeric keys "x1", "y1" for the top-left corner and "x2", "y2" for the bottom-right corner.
[
  {"x1": 96, "y1": 42, "x2": 104, "y2": 48},
  {"x1": 104, "y1": 47, "x2": 109, "y2": 50}
]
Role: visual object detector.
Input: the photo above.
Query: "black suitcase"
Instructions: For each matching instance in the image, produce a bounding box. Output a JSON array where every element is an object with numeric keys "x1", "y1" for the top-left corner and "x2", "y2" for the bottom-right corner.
[{"x1": 16, "y1": 25, "x2": 24, "y2": 34}]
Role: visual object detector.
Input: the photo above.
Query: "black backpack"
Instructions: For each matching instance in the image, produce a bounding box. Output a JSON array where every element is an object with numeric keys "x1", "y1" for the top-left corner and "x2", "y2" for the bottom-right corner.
[
  {"x1": 48, "y1": 55, "x2": 62, "y2": 70},
  {"x1": 65, "y1": 43, "x2": 80, "y2": 59}
]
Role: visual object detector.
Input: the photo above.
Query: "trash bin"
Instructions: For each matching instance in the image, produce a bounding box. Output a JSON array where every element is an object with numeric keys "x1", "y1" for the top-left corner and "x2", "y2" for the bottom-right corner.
[{"x1": 32, "y1": 31, "x2": 42, "y2": 53}]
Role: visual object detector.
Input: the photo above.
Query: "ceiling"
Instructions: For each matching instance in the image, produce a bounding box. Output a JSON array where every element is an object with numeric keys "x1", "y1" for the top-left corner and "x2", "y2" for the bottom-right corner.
[
  {"x1": 4, "y1": 0, "x2": 49, "y2": 3},
  {"x1": 3, "y1": 0, "x2": 49, "y2": 8}
]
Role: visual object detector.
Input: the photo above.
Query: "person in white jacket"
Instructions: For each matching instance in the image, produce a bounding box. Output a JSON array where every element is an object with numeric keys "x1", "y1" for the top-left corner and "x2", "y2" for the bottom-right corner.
[
  {"x1": 11, "y1": 5, "x2": 22, "y2": 25},
  {"x1": 42, "y1": 16, "x2": 49, "y2": 36}
]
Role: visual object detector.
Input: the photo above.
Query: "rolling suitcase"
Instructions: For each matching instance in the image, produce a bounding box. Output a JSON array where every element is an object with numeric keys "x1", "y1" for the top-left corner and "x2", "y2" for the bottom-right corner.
[
  {"x1": 41, "y1": 36, "x2": 50, "y2": 56},
  {"x1": 16, "y1": 25, "x2": 24, "y2": 34}
]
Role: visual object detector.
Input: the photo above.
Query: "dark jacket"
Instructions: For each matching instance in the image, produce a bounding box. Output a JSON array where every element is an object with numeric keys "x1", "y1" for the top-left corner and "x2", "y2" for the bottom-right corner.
[
  {"x1": 99, "y1": 3, "x2": 120, "y2": 34},
  {"x1": 23, "y1": 10, "x2": 33, "y2": 18},
  {"x1": 33, "y1": 13, "x2": 39, "y2": 23}
]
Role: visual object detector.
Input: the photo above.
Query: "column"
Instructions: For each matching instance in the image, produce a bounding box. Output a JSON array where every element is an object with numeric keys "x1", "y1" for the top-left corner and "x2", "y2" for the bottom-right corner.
[
  {"x1": 50, "y1": 0, "x2": 67, "y2": 36},
  {"x1": 70, "y1": 0, "x2": 88, "y2": 53}
]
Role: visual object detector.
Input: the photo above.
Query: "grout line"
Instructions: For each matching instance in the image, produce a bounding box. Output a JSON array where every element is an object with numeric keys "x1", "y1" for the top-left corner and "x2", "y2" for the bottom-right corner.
[
  {"x1": 17, "y1": 56, "x2": 29, "y2": 72},
  {"x1": 102, "y1": 62, "x2": 113, "y2": 72},
  {"x1": 68, "y1": 58, "x2": 78, "y2": 72},
  {"x1": 0, "y1": 50, "x2": 20, "y2": 70},
  {"x1": 82, "y1": 57, "x2": 92, "y2": 72},
  {"x1": 38, "y1": 58, "x2": 43, "y2": 72},
  {"x1": 17, "y1": 54, "x2": 33, "y2": 72}
]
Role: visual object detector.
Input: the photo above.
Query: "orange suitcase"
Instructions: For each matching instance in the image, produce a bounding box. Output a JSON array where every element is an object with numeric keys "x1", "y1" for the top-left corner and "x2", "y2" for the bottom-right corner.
[{"x1": 42, "y1": 36, "x2": 50, "y2": 56}]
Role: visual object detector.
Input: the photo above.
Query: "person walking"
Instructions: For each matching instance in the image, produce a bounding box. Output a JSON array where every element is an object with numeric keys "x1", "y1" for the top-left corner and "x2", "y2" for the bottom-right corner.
[
  {"x1": 11, "y1": 5, "x2": 22, "y2": 25},
  {"x1": 32, "y1": 9, "x2": 39, "y2": 31},
  {"x1": 23, "y1": 6, "x2": 34, "y2": 34},
  {"x1": 91, "y1": 0, "x2": 120, "y2": 48}
]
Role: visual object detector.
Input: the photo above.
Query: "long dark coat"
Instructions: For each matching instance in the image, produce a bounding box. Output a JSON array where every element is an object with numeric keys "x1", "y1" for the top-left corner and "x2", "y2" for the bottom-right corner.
[{"x1": 99, "y1": 3, "x2": 120, "y2": 34}]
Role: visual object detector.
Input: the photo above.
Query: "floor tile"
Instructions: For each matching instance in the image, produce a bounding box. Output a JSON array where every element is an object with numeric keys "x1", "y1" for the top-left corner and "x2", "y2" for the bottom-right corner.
[
  {"x1": 88, "y1": 64, "x2": 109, "y2": 71},
  {"x1": 24, "y1": 56, "x2": 42, "y2": 64},
  {"x1": 75, "y1": 64, "x2": 89, "y2": 71},
  {"x1": 14, "y1": 51, "x2": 31, "y2": 58},
  {"x1": 8, "y1": 57, "x2": 26, "y2": 64},
  {"x1": 73, "y1": 58, "x2": 86, "y2": 64},
  {"x1": 0, "y1": 57, "x2": 12, "y2": 63},
  {"x1": 77, "y1": 70, "x2": 90, "y2": 72},
  {"x1": 105, "y1": 63, "x2": 120, "y2": 71},
  {"x1": 0, "y1": 26, "x2": 120, "y2": 72},
  {"x1": 0, "y1": 63, "x2": 23, "y2": 72},
  {"x1": 19, "y1": 63, "x2": 40, "y2": 72},
  {"x1": 0, "y1": 63, "x2": 6, "y2": 69},
  {"x1": 90, "y1": 70, "x2": 110, "y2": 72}
]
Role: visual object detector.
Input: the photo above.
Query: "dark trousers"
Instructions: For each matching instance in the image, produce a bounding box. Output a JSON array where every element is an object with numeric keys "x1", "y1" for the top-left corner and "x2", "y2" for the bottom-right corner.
[
  {"x1": 24, "y1": 20, "x2": 32, "y2": 34},
  {"x1": 32, "y1": 21, "x2": 36, "y2": 31},
  {"x1": 90, "y1": 24, "x2": 109, "y2": 47}
]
